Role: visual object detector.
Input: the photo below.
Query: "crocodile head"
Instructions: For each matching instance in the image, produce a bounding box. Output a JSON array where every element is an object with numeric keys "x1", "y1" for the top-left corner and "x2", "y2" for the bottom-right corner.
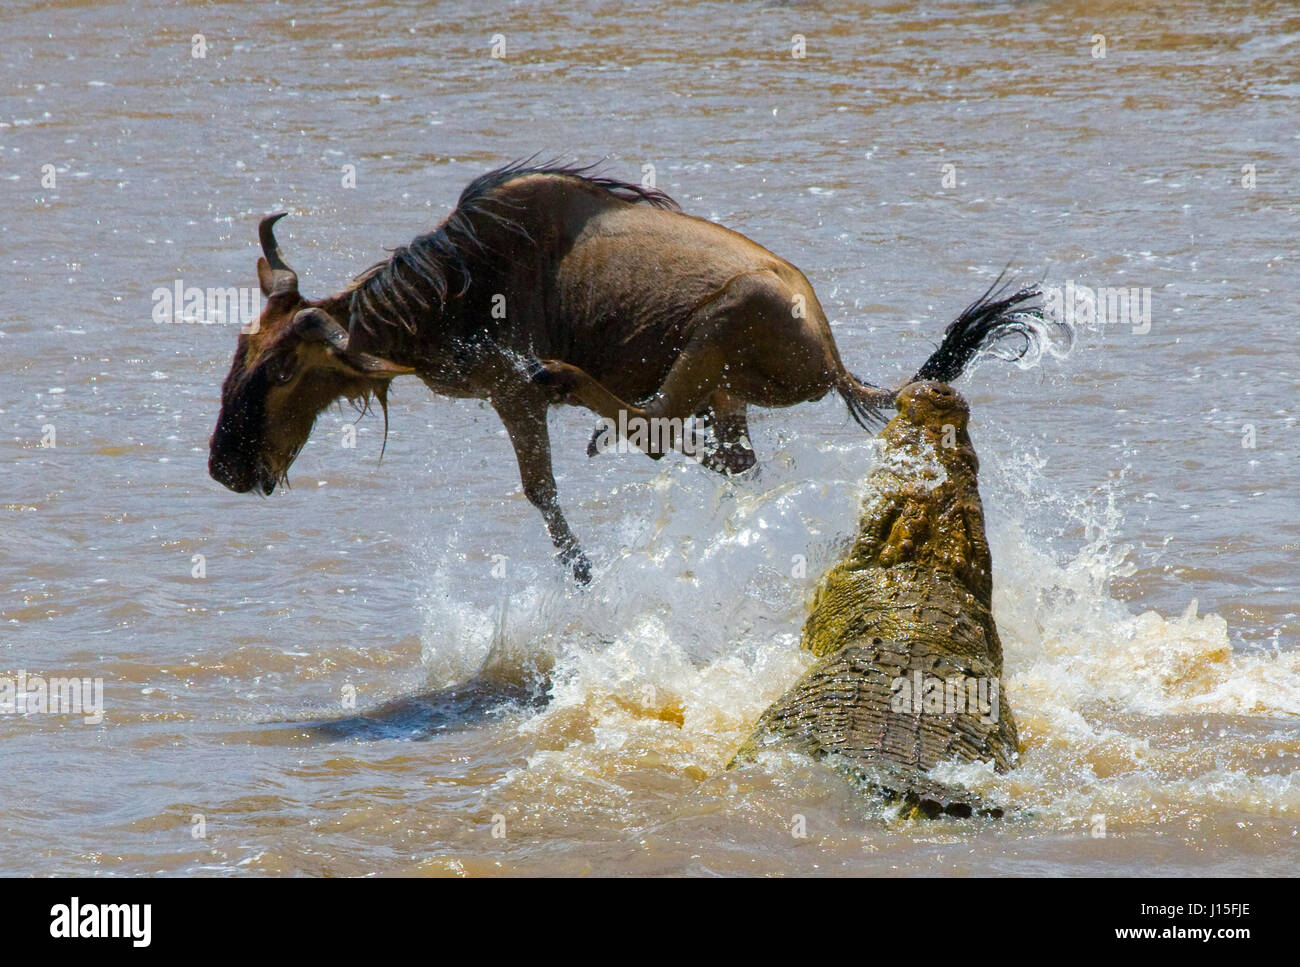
[
  {"x1": 886, "y1": 379, "x2": 978, "y2": 481},
  {"x1": 895, "y1": 379, "x2": 969, "y2": 428},
  {"x1": 835, "y1": 380, "x2": 992, "y2": 608}
]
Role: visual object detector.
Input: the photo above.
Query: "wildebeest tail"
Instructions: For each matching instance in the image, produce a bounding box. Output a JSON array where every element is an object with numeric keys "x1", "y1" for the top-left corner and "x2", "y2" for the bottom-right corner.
[
  {"x1": 836, "y1": 373, "x2": 894, "y2": 431},
  {"x1": 835, "y1": 273, "x2": 1048, "y2": 431},
  {"x1": 912, "y1": 274, "x2": 1044, "y2": 383}
]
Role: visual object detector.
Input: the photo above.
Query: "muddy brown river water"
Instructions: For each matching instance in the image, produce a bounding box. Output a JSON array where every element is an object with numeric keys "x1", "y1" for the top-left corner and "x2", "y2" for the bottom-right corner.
[{"x1": 1, "y1": 0, "x2": 1297, "y2": 875}]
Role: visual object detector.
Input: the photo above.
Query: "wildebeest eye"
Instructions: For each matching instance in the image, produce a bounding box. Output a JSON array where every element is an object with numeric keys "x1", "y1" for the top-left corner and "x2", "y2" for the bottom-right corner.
[{"x1": 269, "y1": 358, "x2": 296, "y2": 385}]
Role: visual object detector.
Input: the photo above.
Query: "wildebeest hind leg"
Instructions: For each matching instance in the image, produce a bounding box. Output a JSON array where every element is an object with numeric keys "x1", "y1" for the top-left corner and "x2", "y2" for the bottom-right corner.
[
  {"x1": 534, "y1": 353, "x2": 718, "y2": 460},
  {"x1": 697, "y1": 392, "x2": 756, "y2": 475}
]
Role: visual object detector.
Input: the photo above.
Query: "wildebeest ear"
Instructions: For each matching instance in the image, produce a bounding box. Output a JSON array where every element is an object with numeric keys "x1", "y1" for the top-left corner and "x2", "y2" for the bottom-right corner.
[
  {"x1": 336, "y1": 352, "x2": 415, "y2": 378},
  {"x1": 291, "y1": 307, "x2": 414, "y2": 379}
]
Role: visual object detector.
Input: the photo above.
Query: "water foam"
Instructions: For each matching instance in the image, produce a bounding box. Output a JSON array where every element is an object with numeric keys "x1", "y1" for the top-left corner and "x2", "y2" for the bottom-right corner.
[{"x1": 411, "y1": 402, "x2": 1299, "y2": 826}]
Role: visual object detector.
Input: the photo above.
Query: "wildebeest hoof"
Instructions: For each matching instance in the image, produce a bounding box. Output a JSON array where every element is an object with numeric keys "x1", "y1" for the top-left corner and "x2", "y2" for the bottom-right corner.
[
  {"x1": 529, "y1": 359, "x2": 582, "y2": 401},
  {"x1": 526, "y1": 358, "x2": 554, "y2": 384},
  {"x1": 559, "y1": 546, "x2": 592, "y2": 585},
  {"x1": 586, "y1": 423, "x2": 606, "y2": 458},
  {"x1": 702, "y1": 445, "x2": 757, "y2": 475}
]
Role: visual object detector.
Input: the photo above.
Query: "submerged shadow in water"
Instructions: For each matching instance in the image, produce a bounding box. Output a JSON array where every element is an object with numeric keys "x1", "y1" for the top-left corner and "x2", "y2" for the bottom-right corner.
[{"x1": 297, "y1": 673, "x2": 551, "y2": 742}]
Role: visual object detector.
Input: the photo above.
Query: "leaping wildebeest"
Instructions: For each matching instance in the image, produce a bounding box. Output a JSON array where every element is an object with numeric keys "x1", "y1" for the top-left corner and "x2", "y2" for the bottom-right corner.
[{"x1": 209, "y1": 162, "x2": 1044, "y2": 583}]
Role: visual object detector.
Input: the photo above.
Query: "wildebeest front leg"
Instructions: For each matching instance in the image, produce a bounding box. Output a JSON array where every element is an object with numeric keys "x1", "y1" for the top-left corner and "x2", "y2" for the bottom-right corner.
[{"x1": 493, "y1": 397, "x2": 592, "y2": 584}]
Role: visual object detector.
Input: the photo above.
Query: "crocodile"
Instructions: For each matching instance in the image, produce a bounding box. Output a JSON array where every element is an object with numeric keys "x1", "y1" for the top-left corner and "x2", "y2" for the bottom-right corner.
[{"x1": 730, "y1": 380, "x2": 1019, "y2": 817}]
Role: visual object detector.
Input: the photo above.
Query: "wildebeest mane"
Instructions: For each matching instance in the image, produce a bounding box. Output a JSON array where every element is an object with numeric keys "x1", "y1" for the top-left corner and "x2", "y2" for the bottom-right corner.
[{"x1": 348, "y1": 160, "x2": 680, "y2": 335}]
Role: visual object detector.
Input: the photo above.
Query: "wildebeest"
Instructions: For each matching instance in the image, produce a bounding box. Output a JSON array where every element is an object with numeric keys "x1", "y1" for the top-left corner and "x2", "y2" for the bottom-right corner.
[{"x1": 209, "y1": 162, "x2": 1043, "y2": 583}]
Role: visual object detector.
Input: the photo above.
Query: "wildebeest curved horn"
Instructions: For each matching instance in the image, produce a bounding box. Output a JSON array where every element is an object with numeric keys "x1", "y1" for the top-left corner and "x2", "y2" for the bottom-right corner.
[
  {"x1": 291, "y1": 306, "x2": 348, "y2": 346},
  {"x1": 259, "y1": 212, "x2": 299, "y2": 293}
]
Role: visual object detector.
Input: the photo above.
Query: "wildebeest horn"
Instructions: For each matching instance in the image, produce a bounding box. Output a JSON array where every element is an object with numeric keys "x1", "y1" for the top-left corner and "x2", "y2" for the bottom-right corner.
[
  {"x1": 292, "y1": 306, "x2": 349, "y2": 345},
  {"x1": 259, "y1": 212, "x2": 298, "y2": 293}
]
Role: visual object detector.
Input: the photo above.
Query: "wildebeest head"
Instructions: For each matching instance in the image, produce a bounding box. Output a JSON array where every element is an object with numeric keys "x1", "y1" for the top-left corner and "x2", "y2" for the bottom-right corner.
[{"x1": 208, "y1": 213, "x2": 413, "y2": 495}]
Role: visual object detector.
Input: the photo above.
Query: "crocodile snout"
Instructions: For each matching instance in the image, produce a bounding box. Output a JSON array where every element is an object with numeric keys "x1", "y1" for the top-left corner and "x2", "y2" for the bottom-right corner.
[{"x1": 895, "y1": 380, "x2": 969, "y2": 429}]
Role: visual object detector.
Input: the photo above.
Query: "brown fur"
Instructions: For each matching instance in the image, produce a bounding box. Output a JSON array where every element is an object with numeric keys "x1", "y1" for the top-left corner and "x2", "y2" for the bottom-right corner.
[{"x1": 209, "y1": 163, "x2": 1043, "y2": 583}]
